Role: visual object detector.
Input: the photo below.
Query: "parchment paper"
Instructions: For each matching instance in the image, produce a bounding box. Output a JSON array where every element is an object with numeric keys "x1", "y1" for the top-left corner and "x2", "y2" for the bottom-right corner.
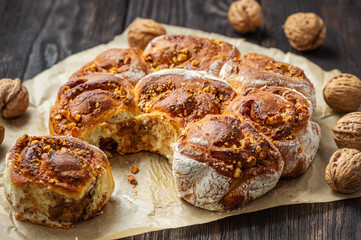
[{"x1": 0, "y1": 21, "x2": 360, "y2": 240}]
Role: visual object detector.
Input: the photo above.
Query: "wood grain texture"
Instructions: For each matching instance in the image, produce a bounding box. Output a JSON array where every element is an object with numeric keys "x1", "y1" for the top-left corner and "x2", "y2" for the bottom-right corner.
[{"x1": 0, "y1": 0, "x2": 360, "y2": 239}]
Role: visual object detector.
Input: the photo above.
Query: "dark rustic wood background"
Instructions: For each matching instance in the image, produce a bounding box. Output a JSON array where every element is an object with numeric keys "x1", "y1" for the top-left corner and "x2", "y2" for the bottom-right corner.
[{"x1": 1, "y1": 0, "x2": 360, "y2": 239}]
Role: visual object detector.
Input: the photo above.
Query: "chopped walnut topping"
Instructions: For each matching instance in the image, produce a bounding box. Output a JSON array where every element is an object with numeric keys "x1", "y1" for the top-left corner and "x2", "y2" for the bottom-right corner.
[
  {"x1": 60, "y1": 109, "x2": 68, "y2": 116},
  {"x1": 192, "y1": 60, "x2": 198, "y2": 66},
  {"x1": 177, "y1": 53, "x2": 188, "y2": 62},
  {"x1": 74, "y1": 114, "x2": 82, "y2": 122},
  {"x1": 130, "y1": 165, "x2": 139, "y2": 174},
  {"x1": 127, "y1": 174, "x2": 137, "y2": 185},
  {"x1": 247, "y1": 156, "x2": 257, "y2": 166},
  {"x1": 233, "y1": 167, "x2": 242, "y2": 178}
]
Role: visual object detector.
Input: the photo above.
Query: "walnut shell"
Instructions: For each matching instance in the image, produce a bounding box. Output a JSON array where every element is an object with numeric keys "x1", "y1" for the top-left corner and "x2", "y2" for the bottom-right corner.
[
  {"x1": 0, "y1": 122, "x2": 4, "y2": 145},
  {"x1": 323, "y1": 74, "x2": 361, "y2": 112},
  {"x1": 128, "y1": 19, "x2": 166, "y2": 50},
  {"x1": 228, "y1": 0, "x2": 263, "y2": 34},
  {"x1": 325, "y1": 148, "x2": 361, "y2": 193},
  {"x1": 284, "y1": 12, "x2": 326, "y2": 51},
  {"x1": 0, "y1": 78, "x2": 29, "y2": 118},
  {"x1": 333, "y1": 112, "x2": 361, "y2": 150}
]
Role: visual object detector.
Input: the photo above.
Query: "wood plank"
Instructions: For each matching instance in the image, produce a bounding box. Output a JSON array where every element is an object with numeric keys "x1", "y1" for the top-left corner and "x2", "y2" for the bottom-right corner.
[{"x1": 0, "y1": 0, "x2": 360, "y2": 239}]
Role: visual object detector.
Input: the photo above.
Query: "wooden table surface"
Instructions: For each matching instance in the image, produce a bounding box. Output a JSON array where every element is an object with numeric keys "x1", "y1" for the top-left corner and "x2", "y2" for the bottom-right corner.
[{"x1": 1, "y1": 0, "x2": 360, "y2": 239}]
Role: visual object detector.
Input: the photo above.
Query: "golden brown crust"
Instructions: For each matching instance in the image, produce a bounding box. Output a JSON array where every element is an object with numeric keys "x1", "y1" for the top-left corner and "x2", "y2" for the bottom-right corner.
[
  {"x1": 225, "y1": 86, "x2": 315, "y2": 177},
  {"x1": 178, "y1": 115, "x2": 282, "y2": 178},
  {"x1": 219, "y1": 53, "x2": 316, "y2": 112},
  {"x1": 175, "y1": 115, "x2": 283, "y2": 209},
  {"x1": 46, "y1": 35, "x2": 321, "y2": 212},
  {"x1": 225, "y1": 87, "x2": 310, "y2": 139},
  {"x1": 7, "y1": 134, "x2": 111, "y2": 196},
  {"x1": 134, "y1": 69, "x2": 237, "y2": 126},
  {"x1": 49, "y1": 73, "x2": 136, "y2": 139},
  {"x1": 143, "y1": 35, "x2": 240, "y2": 75},
  {"x1": 71, "y1": 48, "x2": 150, "y2": 86}
]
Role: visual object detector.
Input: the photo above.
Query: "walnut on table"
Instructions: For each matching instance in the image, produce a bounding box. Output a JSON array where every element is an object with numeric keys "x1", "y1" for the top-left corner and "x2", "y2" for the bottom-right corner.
[
  {"x1": 0, "y1": 78, "x2": 29, "y2": 118},
  {"x1": 284, "y1": 12, "x2": 326, "y2": 51},
  {"x1": 128, "y1": 19, "x2": 166, "y2": 50},
  {"x1": 228, "y1": 0, "x2": 263, "y2": 34},
  {"x1": 325, "y1": 148, "x2": 361, "y2": 194},
  {"x1": 323, "y1": 74, "x2": 361, "y2": 113},
  {"x1": 333, "y1": 112, "x2": 361, "y2": 151}
]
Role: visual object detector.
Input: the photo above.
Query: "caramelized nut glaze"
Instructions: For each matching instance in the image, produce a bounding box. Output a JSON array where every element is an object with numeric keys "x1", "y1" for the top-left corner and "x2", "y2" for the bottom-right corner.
[
  {"x1": 225, "y1": 86, "x2": 319, "y2": 177},
  {"x1": 219, "y1": 53, "x2": 316, "y2": 112},
  {"x1": 178, "y1": 115, "x2": 282, "y2": 178},
  {"x1": 49, "y1": 73, "x2": 136, "y2": 138},
  {"x1": 226, "y1": 87, "x2": 310, "y2": 139},
  {"x1": 135, "y1": 69, "x2": 236, "y2": 126},
  {"x1": 7, "y1": 134, "x2": 110, "y2": 195},
  {"x1": 71, "y1": 48, "x2": 150, "y2": 86},
  {"x1": 174, "y1": 115, "x2": 283, "y2": 210},
  {"x1": 144, "y1": 35, "x2": 240, "y2": 75}
]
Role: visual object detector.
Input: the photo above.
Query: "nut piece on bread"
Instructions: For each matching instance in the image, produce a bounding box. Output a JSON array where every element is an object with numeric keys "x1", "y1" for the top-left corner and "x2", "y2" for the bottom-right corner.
[
  {"x1": 323, "y1": 74, "x2": 361, "y2": 113},
  {"x1": 0, "y1": 78, "x2": 29, "y2": 118},
  {"x1": 284, "y1": 12, "x2": 326, "y2": 51},
  {"x1": 228, "y1": 0, "x2": 263, "y2": 34},
  {"x1": 333, "y1": 112, "x2": 361, "y2": 150},
  {"x1": 128, "y1": 19, "x2": 166, "y2": 50},
  {"x1": 325, "y1": 148, "x2": 361, "y2": 193}
]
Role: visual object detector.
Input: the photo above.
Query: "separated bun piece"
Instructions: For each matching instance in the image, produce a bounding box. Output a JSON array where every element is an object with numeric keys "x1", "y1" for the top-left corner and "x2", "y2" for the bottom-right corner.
[
  {"x1": 173, "y1": 115, "x2": 284, "y2": 211},
  {"x1": 49, "y1": 73, "x2": 136, "y2": 139},
  {"x1": 135, "y1": 69, "x2": 237, "y2": 127},
  {"x1": 143, "y1": 35, "x2": 240, "y2": 75},
  {"x1": 225, "y1": 86, "x2": 320, "y2": 177},
  {"x1": 3, "y1": 134, "x2": 115, "y2": 229},
  {"x1": 70, "y1": 48, "x2": 150, "y2": 86},
  {"x1": 219, "y1": 53, "x2": 316, "y2": 115}
]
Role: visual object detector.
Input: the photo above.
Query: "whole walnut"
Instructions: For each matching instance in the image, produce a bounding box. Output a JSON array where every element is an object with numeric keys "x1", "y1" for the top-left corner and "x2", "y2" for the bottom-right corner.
[
  {"x1": 0, "y1": 78, "x2": 29, "y2": 118},
  {"x1": 228, "y1": 0, "x2": 263, "y2": 34},
  {"x1": 128, "y1": 19, "x2": 166, "y2": 50},
  {"x1": 323, "y1": 74, "x2": 361, "y2": 112},
  {"x1": 0, "y1": 122, "x2": 4, "y2": 145},
  {"x1": 284, "y1": 12, "x2": 327, "y2": 51},
  {"x1": 325, "y1": 148, "x2": 361, "y2": 194},
  {"x1": 333, "y1": 112, "x2": 361, "y2": 150}
]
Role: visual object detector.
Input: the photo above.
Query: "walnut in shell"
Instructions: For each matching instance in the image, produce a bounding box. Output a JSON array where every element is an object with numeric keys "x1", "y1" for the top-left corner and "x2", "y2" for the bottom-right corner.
[
  {"x1": 325, "y1": 148, "x2": 361, "y2": 193},
  {"x1": 333, "y1": 112, "x2": 361, "y2": 150},
  {"x1": 323, "y1": 74, "x2": 361, "y2": 112},
  {"x1": 284, "y1": 12, "x2": 327, "y2": 51},
  {"x1": 128, "y1": 19, "x2": 166, "y2": 50},
  {"x1": 0, "y1": 122, "x2": 4, "y2": 145},
  {"x1": 0, "y1": 78, "x2": 29, "y2": 118},
  {"x1": 228, "y1": 0, "x2": 263, "y2": 34}
]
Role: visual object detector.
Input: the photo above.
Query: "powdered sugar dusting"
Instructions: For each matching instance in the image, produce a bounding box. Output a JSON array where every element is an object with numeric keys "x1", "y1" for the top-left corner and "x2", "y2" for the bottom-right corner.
[
  {"x1": 209, "y1": 60, "x2": 223, "y2": 75},
  {"x1": 219, "y1": 60, "x2": 316, "y2": 112},
  {"x1": 121, "y1": 67, "x2": 146, "y2": 81},
  {"x1": 275, "y1": 140, "x2": 301, "y2": 175},
  {"x1": 244, "y1": 169, "x2": 281, "y2": 201},
  {"x1": 298, "y1": 121, "x2": 321, "y2": 169},
  {"x1": 188, "y1": 137, "x2": 209, "y2": 146},
  {"x1": 173, "y1": 145, "x2": 231, "y2": 210},
  {"x1": 218, "y1": 60, "x2": 234, "y2": 78},
  {"x1": 142, "y1": 69, "x2": 231, "y2": 87}
]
